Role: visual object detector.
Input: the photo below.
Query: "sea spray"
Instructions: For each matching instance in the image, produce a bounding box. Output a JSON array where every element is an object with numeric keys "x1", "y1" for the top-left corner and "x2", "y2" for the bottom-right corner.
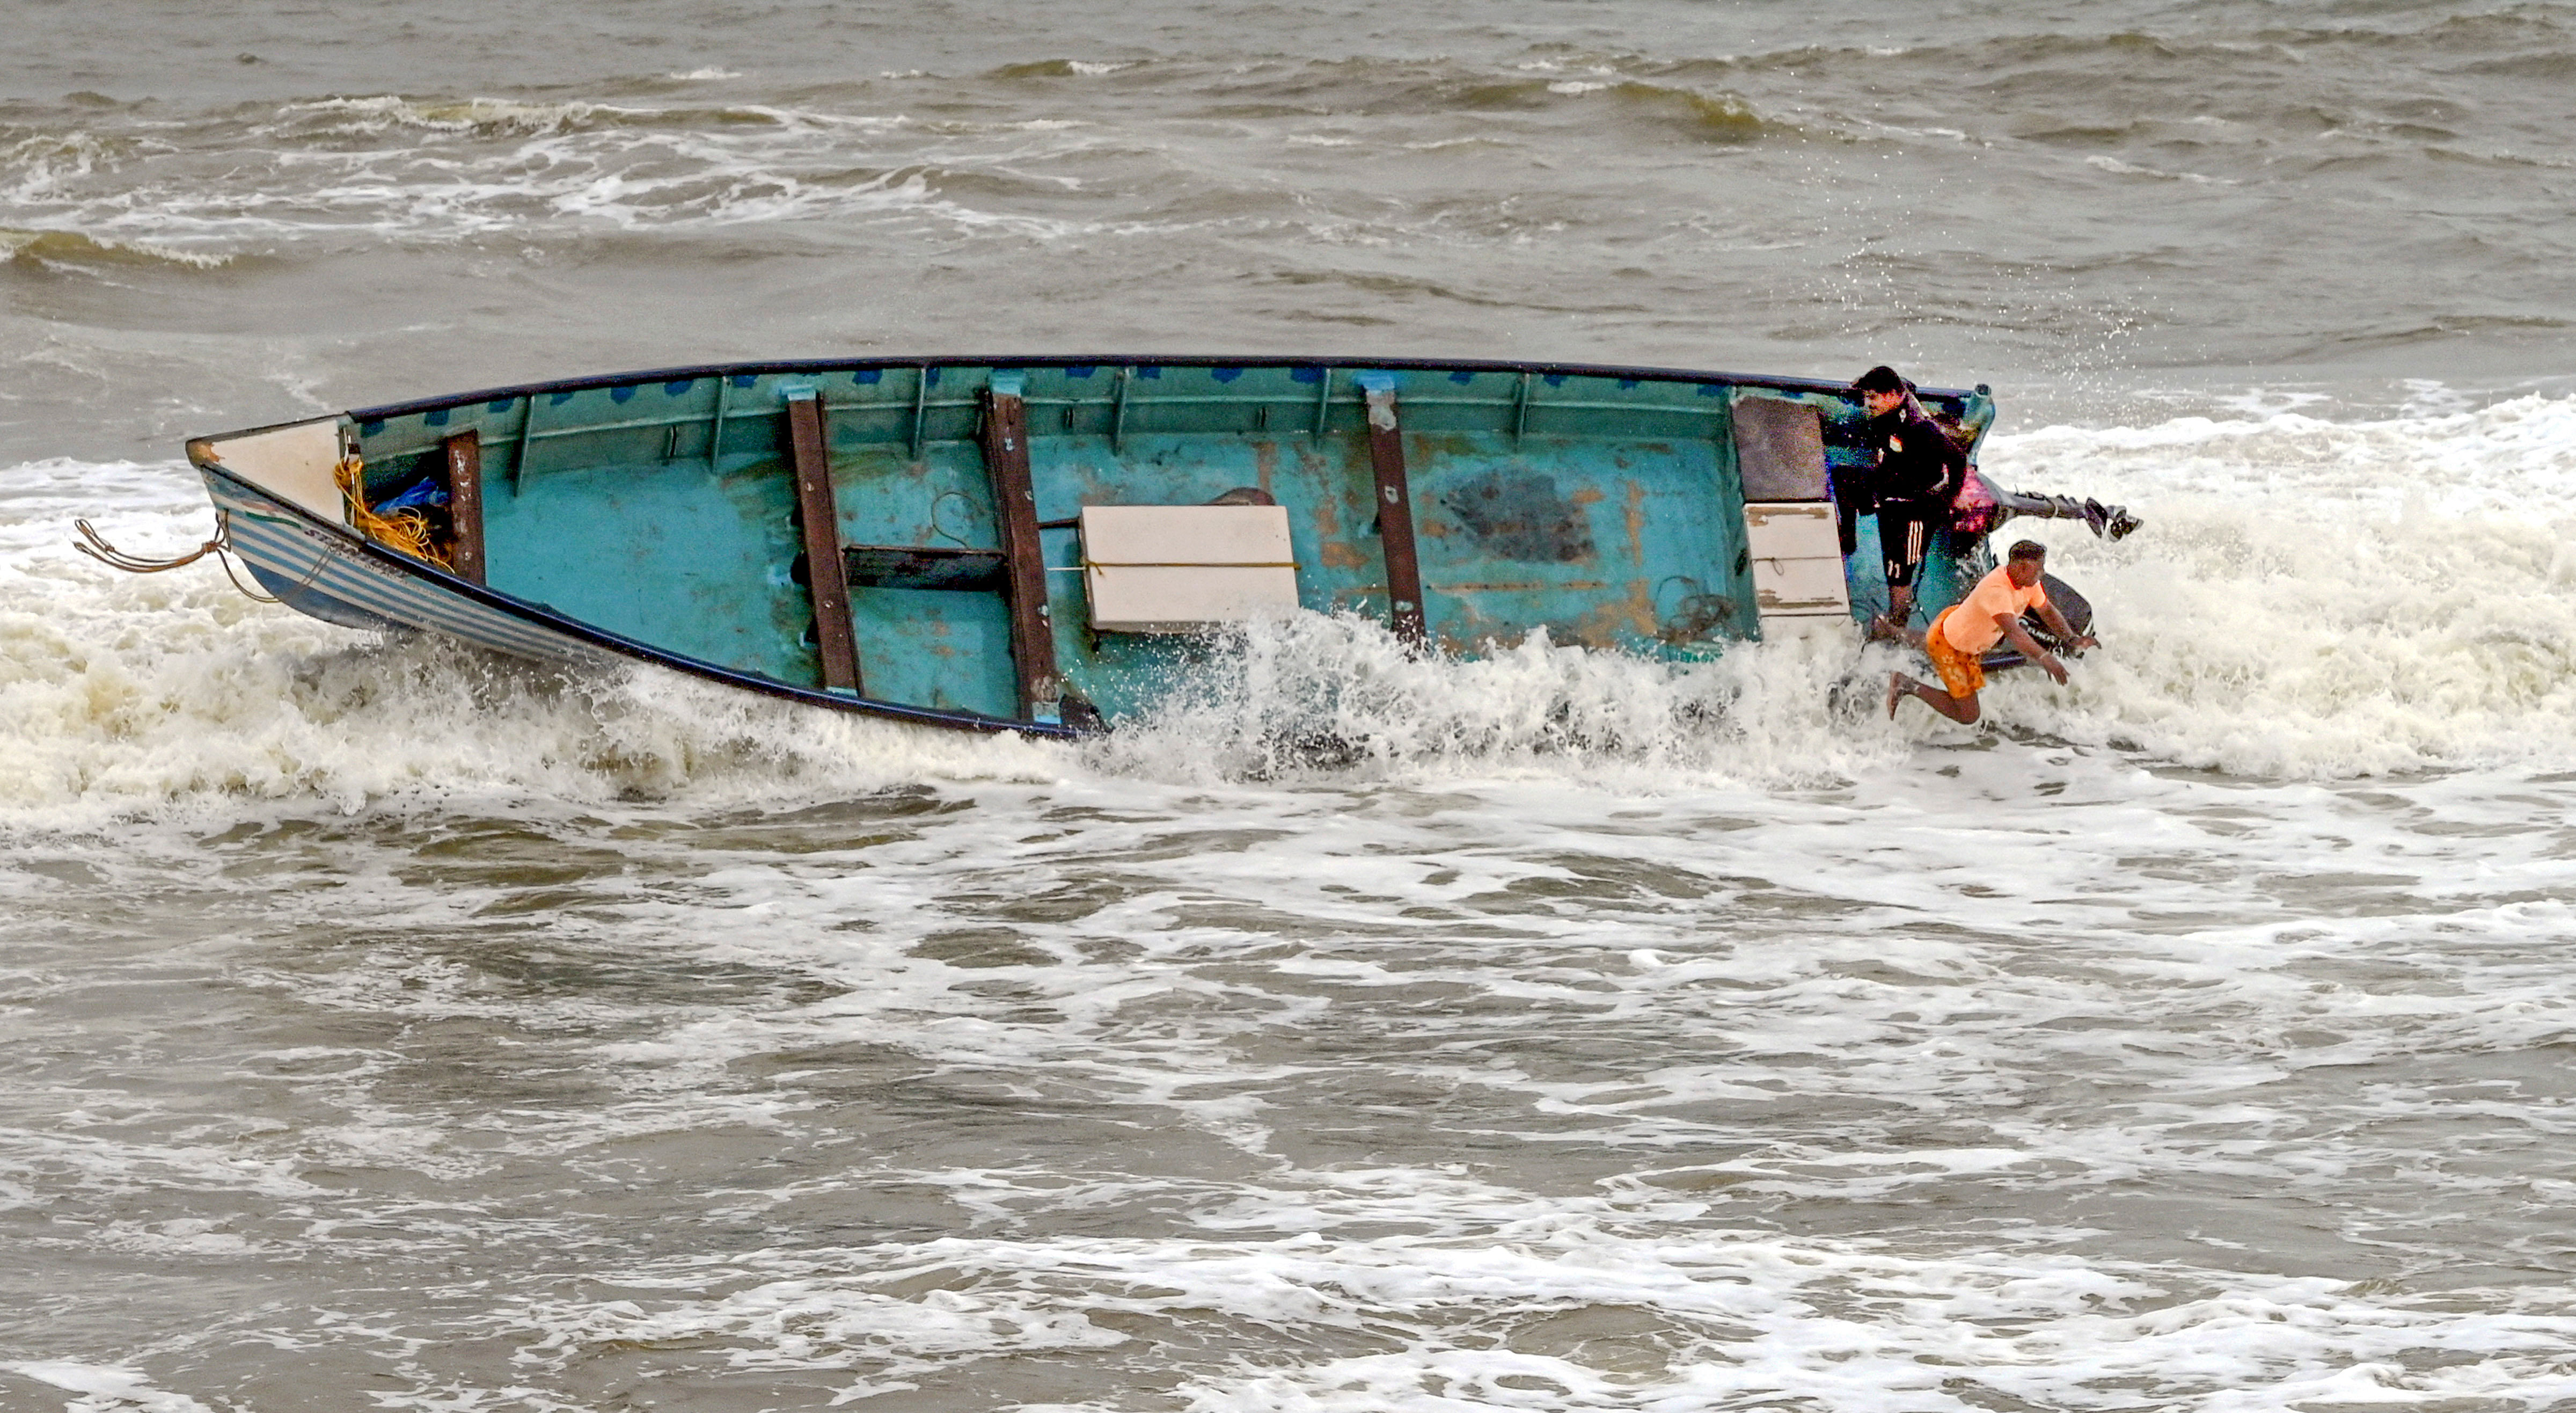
[
  {"x1": 1982, "y1": 392, "x2": 2576, "y2": 774},
  {"x1": 1087, "y1": 610, "x2": 1903, "y2": 789}
]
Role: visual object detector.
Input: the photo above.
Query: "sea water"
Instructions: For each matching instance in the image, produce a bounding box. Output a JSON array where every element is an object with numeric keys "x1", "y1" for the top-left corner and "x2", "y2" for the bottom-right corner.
[{"x1": 6, "y1": 3, "x2": 2576, "y2": 1409}]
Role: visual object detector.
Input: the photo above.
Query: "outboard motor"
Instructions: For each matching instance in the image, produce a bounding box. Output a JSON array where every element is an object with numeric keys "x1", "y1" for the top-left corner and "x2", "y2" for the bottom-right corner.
[
  {"x1": 1944, "y1": 472, "x2": 2136, "y2": 672},
  {"x1": 1946, "y1": 470, "x2": 2141, "y2": 543}
]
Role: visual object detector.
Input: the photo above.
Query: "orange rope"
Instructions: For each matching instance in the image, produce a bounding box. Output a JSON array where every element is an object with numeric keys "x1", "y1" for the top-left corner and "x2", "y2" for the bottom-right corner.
[{"x1": 335, "y1": 455, "x2": 451, "y2": 570}]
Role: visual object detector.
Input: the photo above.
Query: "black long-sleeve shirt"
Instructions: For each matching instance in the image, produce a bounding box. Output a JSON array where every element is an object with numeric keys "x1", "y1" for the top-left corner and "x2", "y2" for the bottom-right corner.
[{"x1": 1866, "y1": 406, "x2": 1966, "y2": 508}]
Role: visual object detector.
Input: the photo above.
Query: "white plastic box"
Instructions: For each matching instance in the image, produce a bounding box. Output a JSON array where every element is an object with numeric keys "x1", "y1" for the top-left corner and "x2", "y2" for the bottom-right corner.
[
  {"x1": 1741, "y1": 501, "x2": 1850, "y2": 624},
  {"x1": 1080, "y1": 505, "x2": 1301, "y2": 633}
]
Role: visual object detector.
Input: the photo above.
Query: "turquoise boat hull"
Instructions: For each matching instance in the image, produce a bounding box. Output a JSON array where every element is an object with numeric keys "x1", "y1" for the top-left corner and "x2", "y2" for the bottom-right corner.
[{"x1": 187, "y1": 357, "x2": 2007, "y2": 737}]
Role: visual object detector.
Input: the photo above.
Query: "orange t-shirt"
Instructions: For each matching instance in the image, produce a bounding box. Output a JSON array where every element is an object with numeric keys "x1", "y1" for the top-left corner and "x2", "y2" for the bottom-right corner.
[{"x1": 1938, "y1": 566, "x2": 2051, "y2": 655}]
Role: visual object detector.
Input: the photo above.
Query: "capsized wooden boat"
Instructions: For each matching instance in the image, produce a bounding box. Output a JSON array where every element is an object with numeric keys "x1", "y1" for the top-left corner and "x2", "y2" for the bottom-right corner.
[{"x1": 182, "y1": 356, "x2": 2133, "y2": 737}]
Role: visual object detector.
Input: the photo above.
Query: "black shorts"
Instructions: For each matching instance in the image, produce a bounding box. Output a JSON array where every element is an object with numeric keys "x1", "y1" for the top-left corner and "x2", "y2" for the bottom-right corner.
[{"x1": 1879, "y1": 501, "x2": 1938, "y2": 589}]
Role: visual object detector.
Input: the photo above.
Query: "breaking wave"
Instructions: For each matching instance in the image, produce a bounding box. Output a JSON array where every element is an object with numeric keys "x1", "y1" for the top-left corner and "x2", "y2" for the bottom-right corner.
[
  {"x1": 1977, "y1": 390, "x2": 2576, "y2": 775},
  {"x1": 0, "y1": 460, "x2": 1059, "y2": 828},
  {"x1": 0, "y1": 227, "x2": 236, "y2": 271},
  {"x1": 1089, "y1": 614, "x2": 1892, "y2": 788}
]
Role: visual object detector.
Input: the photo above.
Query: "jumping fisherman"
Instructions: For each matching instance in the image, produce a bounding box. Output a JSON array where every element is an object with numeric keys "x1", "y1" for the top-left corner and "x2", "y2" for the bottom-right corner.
[
  {"x1": 1886, "y1": 540, "x2": 2096, "y2": 724},
  {"x1": 1853, "y1": 365, "x2": 1966, "y2": 633}
]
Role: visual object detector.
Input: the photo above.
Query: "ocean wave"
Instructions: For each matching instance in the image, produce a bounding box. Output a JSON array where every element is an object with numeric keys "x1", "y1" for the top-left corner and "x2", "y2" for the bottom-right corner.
[
  {"x1": 988, "y1": 59, "x2": 1142, "y2": 79},
  {"x1": 1601, "y1": 81, "x2": 1768, "y2": 142},
  {"x1": 260, "y1": 94, "x2": 618, "y2": 140},
  {"x1": 2082, "y1": 154, "x2": 2233, "y2": 184},
  {"x1": 0, "y1": 91, "x2": 1139, "y2": 250},
  {"x1": 0, "y1": 227, "x2": 235, "y2": 271}
]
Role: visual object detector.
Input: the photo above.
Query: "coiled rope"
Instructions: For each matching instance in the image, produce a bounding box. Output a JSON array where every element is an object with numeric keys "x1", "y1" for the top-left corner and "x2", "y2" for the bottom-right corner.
[{"x1": 335, "y1": 455, "x2": 450, "y2": 570}]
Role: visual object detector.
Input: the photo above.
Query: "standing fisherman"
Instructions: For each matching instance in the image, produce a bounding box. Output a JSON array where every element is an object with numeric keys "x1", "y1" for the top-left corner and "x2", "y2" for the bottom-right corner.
[{"x1": 1853, "y1": 365, "x2": 1966, "y2": 632}]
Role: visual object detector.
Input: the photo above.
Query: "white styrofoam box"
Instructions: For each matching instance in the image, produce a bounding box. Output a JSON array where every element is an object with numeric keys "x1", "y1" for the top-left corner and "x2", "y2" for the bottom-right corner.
[
  {"x1": 1743, "y1": 501, "x2": 1849, "y2": 620},
  {"x1": 1743, "y1": 501, "x2": 1840, "y2": 558},
  {"x1": 1082, "y1": 505, "x2": 1291, "y2": 566},
  {"x1": 1080, "y1": 504, "x2": 1300, "y2": 632},
  {"x1": 1752, "y1": 554, "x2": 1848, "y2": 612}
]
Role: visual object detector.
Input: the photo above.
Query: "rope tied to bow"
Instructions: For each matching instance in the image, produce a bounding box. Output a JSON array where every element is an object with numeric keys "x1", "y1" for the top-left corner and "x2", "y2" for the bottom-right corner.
[{"x1": 73, "y1": 513, "x2": 283, "y2": 603}]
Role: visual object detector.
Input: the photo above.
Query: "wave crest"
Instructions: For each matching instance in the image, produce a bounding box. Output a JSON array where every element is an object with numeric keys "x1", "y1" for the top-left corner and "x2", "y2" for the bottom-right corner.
[
  {"x1": 0, "y1": 227, "x2": 234, "y2": 271},
  {"x1": 1089, "y1": 613, "x2": 1893, "y2": 788}
]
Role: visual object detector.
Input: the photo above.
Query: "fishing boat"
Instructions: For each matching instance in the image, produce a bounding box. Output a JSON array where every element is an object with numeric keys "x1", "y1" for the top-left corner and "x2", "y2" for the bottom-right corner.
[{"x1": 165, "y1": 357, "x2": 2136, "y2": 737}]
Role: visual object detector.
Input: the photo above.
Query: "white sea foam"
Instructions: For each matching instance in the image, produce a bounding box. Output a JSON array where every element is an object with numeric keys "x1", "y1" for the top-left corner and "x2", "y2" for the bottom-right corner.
[
  {"x1": 0, "y1": 1363, "x2": 213, "y2": 1413},
  {"x1": 0, "y1": 460, "x2": 1062, "y2": 827},
  {"x1": 264, "y1": 94, "x2": 614, "y2": 140},
  {"x1": 10, "y1": 708, "x2": 2576, "y2": 1406},
  {"x1": 1089, "y1": 612, "x2": 1899, "y2": 789},
  {"x1": 0, "y1": 94, "x2": 1117, "y2": 250},
  {"x1": 479, "y1": 1168, "x2": 2576, "y2": 1411},
  {"x1": 1977, "y1": 391, "x2": 2576, "y2": 774},
  {"x1": 2083, "y1": 153, "x2": 2233, "y2": 184}
]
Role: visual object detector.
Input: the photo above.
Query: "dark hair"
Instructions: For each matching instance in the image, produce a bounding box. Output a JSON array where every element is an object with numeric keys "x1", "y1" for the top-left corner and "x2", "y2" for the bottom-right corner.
[
  {"x1": 2007, "y1": 540, "x2": 2046, "y2": 563},
  {"x1": 1852, "y1": 365, "x2": 1907, "y2": 395}
]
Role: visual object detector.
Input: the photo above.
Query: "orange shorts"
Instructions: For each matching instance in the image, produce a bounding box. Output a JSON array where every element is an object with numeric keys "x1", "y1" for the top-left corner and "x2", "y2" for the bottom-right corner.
[{"x1": 1923, "y1": 607, "x2": 1985, "y2": 698}]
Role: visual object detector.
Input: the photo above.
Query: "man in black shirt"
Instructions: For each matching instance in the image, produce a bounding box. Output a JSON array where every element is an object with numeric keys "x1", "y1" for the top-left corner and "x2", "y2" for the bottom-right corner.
[{"x1": 1853, "y1": 365, "x2": 1965, "y2": 632}]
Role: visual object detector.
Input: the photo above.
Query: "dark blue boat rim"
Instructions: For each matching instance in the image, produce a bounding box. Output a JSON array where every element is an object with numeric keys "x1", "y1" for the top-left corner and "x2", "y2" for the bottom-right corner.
[
  {"x1": 191, "y1": 457, "x2": 1077, "y2": 739},
  {"x1": 337, "y1": 355, "x2": 1980, "y2": 424}
]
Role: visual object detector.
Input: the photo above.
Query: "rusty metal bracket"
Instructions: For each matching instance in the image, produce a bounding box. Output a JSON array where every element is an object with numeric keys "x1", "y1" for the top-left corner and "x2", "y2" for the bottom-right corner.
[
  {"x1": 980, "y1": 374, "x2": 1064, "y2": 723},
  {"x1": 442, "y1": 429, "x2": 487, "y2": 585},
  {"x1": 785, "y1": 388, "x2": 863, "y2": 696},
  {"x1": 1355, "y1": 372, "x2": 1426, "y2": 647}
]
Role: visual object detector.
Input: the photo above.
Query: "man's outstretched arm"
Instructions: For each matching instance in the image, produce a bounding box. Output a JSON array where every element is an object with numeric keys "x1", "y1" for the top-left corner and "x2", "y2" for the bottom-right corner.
[
  {"x1": 1996, "y1": 613, "x2": 2070, "y2": 684},
  {"x1": 2034, "y1": 601, "x2": 2098, "y2": 651}
]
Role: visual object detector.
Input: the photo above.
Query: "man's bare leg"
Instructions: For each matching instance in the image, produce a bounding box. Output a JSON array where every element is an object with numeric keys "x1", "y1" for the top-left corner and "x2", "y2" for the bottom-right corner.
[{"x1": 1887, "y1": 673, "x2": 1980, "y2": 724}]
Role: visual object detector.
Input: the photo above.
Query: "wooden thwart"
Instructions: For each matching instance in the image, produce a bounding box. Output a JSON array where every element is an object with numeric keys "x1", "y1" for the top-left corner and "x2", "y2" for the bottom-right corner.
[
  {"x1": 1357, "y1": 377, "x2": 1427, "y2": 646},
  {"x1": 785, "y1": 390, "x2": 863, "y2": 695},
  {"x1": 979, "y1": 379, "x2": 1063, "y2": 722},
  {"x1": 441, "y1": 430, "x2": 486, "y2": 585}
]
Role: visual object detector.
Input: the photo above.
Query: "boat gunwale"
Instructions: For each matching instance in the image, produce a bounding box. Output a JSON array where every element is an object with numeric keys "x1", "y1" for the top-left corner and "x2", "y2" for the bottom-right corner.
[
  {"x1": 331, "y1": 354, "x2": 1978, "y2": 428},
  {"x1": 187, "y1": 449, "x2": 1074, "y2": 739}
]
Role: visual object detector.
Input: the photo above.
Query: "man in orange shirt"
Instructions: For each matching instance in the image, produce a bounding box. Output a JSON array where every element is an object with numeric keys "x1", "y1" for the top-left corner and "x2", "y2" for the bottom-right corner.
[{"x1": 1887, "y1": 540, "x2": 2096, "y2": 724}]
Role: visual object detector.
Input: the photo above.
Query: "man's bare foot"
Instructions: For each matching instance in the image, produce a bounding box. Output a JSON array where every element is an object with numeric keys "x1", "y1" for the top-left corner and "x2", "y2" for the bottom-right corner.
[
  {"x1": 1867, "y1": 613, "x2": 1900, "y2": 643},
  {"x1": 1886, "y1": 672, "x2": 1911, "y2": 719}
]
